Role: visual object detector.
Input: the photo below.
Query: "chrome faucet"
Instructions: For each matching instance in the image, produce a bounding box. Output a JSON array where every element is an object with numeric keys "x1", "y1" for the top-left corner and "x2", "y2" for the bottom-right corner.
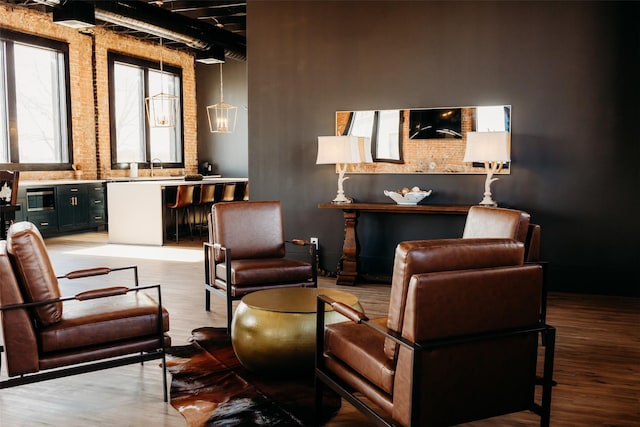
[{"x1": 150, "y1": 158, "x2": 162, "y2": 176}]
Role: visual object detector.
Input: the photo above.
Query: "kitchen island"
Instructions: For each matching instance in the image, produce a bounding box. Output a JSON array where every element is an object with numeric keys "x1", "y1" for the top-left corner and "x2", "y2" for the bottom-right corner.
[{"x1": 107, "y1": 177, "x2": 248, "y2": 245}]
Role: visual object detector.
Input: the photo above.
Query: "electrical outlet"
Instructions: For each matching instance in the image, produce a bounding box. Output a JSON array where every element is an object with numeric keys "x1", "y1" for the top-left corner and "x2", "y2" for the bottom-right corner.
[{"x1": 310, "y1": 237, "x2": 319, "y2": 249}]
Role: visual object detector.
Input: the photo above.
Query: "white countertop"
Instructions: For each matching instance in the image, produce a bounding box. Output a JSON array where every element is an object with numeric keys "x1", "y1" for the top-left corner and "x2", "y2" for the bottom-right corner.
[
  {"x1": 20, "y1": 176, "x2": 245, "y2": 187},
  {"x1": 106, "y1": 177, "x2": 247, "y2": 187},
  {"x1": 20, "y1": 180, "x2": 105, "y2": 186}
]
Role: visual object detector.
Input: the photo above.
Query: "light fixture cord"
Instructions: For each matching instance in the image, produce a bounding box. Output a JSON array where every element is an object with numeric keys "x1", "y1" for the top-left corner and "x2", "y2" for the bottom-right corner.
[
  {"x1": 157, "y1": 36, "x2": 166, "y2": 97},
  {"x1": 219, "y1": 62, "x2": 224, "y2": 102}
]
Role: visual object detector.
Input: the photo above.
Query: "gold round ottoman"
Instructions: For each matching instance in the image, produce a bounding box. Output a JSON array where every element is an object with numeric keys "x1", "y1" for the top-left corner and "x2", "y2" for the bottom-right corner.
[{"x1": 231, "y1": 287, "x2": 362, "y2": 375}]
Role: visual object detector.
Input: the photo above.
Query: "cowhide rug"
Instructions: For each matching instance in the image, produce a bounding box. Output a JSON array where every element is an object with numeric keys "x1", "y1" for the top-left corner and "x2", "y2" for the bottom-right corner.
[{"x1": 166, "y1": 327, "x2": 341, "y2": 427}]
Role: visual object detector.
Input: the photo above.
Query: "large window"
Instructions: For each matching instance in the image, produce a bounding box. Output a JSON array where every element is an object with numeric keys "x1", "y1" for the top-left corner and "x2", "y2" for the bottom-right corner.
[
  {"x1": 0, "y1": 30, "x2": 71, "y2": 168},
  {"x1": 109, "y1": 53, "x2": 183, "y2": 168}
]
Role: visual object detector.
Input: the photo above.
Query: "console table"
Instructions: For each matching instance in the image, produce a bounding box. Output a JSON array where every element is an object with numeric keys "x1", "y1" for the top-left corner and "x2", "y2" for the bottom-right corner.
[{"x1": 319, "y1": 202, "x2": 471, "y2": 285}]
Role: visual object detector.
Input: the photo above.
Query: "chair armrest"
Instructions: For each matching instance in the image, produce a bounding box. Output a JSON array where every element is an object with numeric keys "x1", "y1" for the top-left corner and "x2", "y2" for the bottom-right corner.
[
  {"x1": 203, "y1": 241, "x2": 227, "y2": 259},
  {"x1": 316, "y1": 294, "x2": 414, "y2": 351},
  {"x1": 286, "y1": 240, "x2": 318, "y2": 276},
  {"x1": 286, "y1": 239, "x2": 316, "y2": 254},
  {"x1": 75, "y1": 286, "x2": 129, "y2": 300},
  {"x1": 288, "y1": 239, "x2": 308, "y2": 246},
  {"x1": 57, "y1": 265, "x2": 140, "y2": 287},
  {"x1": 59, "y1": 267, "x2": 112, "y2": 279},
  {"x1": 0, "y1": 284, "x2": 163, "y2": 312},
  {"x1": 525, "y1": 260, "x2": 549, "y2": 326},
  {"x1": 321, "y1": 297, "x2": 369, "y2": 323}
]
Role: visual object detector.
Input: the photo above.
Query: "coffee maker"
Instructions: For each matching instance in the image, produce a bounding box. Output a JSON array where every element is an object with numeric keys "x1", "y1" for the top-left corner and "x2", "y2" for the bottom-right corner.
[{"x1": 199, "y1": 161, "x2": 216, "y2": 176}]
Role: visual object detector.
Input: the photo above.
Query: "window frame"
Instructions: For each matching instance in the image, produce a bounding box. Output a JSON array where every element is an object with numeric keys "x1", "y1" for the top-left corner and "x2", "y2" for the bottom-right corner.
[
  {"x1": 107, "y1": 52, "x2": 184, "y2": 171},
  {"x1": 0, "y1": 29, "x2": 73, "y2": 171}
]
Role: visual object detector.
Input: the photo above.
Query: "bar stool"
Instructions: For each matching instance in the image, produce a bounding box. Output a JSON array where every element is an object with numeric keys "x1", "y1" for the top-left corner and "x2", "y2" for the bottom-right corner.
[
  {"x1": 221, "y1": 182, "x2": 236, "y2": 202},
  {"x1": 194, "y1": 183, "x2": 216, "y2": 236},
  {"x1": 213, "y1": 182, "x2": 225, "y2": 203},
  {"x1": 166, "y1": 185, "x2": 194, "y2": 243},
  {"x1": 233, "y1": 182, "x2": 247, "y2": 201}
]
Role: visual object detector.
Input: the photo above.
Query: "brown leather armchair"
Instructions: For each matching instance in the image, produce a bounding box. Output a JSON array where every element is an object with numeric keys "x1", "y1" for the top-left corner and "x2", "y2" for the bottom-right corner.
[
  {"x1": 316, "y1": 238, "x2": 556, "y2": 427},
  {"x1": 204, "y1": 200, "x2": 317, "y2": 332},
  {"x1": 462, "y1": 205, "x2": 546, "y2": 322},
  {"x1": 462, "y1": 205, "x2": 541, "y2": 262},
  {"x1": 0, "y1": 222, "x2": 171, "y2": 400}
]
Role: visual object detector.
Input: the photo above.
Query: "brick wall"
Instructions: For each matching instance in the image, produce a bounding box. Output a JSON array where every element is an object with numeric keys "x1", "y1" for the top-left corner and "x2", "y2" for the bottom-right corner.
[{"x1": 0, "y1": 3, "x2": 198, "y2": 181}]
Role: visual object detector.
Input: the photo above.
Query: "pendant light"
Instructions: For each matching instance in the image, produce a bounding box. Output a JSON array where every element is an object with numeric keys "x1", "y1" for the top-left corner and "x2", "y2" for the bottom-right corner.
[
  {"x1": 145, "y1": 37, "x2": 178, "y2": 128},
  {"x1": 207, "y1": 63, "x2": 237, "y2": 133}
]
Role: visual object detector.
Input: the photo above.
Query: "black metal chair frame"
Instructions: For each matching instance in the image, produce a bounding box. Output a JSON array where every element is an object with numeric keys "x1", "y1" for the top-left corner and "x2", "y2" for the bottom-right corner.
[
  {"x1": 204, "y1": 240, "x2": 318, "y2": 333},
  {"x1": 0, "y1": 265, "x2": 169, "y2": 401},
  {"x1": 315, "y1": 294, "x2": 556, "y2": 427}
]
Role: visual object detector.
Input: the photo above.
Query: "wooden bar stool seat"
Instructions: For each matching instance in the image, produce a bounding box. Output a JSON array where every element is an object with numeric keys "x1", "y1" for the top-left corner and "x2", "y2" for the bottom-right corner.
[{"x1": 166, "y1": 185, "x2": 194, "y2": 243}]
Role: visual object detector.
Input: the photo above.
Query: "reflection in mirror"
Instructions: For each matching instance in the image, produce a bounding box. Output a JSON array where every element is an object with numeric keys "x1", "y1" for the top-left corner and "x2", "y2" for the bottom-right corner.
[
  {"x1": 337, "y1": 110, "x2": 403, "y2": 163},
  {"x1": 409, "y1": 108, "x2": 462, "y2": 139},
  {"x1": 336, "y1": 105, "x2": 511, "y2": 174}
]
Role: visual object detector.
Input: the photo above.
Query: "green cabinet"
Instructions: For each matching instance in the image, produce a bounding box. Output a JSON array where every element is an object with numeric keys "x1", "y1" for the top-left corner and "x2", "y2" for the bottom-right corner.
[
  {"x1": 16, "y1": 182, "x2": 107, "y2": 236},
  {"x1": 57, "y1": 184, "x2": 89, "y2": 232},
  {"x1": 88, "y1": 184, "x2": 107, "y2": 229},
  {"x1": 25, "y1": 210, "x2": 58, "y2": 235}
]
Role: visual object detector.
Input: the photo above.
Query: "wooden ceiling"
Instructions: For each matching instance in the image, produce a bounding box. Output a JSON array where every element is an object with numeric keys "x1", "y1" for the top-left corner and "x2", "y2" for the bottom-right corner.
[{"x1": 5, "y1": 0, "x2": 247, "y2": 60}]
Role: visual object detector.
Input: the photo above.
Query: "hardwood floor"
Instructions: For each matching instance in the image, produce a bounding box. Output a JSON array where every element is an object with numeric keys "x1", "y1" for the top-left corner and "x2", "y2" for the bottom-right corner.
[{"x1": 1, "y1": 231, "x2": 638, "y2": 426}]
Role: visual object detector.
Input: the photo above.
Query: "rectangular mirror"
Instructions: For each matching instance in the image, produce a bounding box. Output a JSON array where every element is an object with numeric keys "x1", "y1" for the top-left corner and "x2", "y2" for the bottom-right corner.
[{"x1": 336, "y1": 105, "x2": 511, "y2": 174}]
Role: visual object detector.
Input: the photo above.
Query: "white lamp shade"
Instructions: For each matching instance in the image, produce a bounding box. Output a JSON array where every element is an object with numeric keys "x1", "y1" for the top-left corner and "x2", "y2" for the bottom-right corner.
[
  {"x1": 316, "y1": 136, "x2": 373, "y2": 164},
  {"x1": 463, "y1": 131, "x2": 511, "y2": 162}
]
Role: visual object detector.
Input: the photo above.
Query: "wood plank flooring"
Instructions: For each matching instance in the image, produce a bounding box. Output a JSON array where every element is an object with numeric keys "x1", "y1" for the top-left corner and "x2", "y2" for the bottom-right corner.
[{"x1": 0, "y1": 231, "x2": 638, "y2": 426}]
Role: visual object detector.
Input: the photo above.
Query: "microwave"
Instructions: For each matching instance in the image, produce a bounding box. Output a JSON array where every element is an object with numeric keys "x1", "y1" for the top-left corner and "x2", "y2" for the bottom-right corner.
[{"x1": 26, "y1": 188, "x2": 55, "y2": 212}]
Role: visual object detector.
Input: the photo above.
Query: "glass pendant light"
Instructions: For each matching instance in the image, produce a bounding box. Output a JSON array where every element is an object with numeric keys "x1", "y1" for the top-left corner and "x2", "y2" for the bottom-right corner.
[{"x1": 207, "y1": 63, "x2": 237, "y2": 133}]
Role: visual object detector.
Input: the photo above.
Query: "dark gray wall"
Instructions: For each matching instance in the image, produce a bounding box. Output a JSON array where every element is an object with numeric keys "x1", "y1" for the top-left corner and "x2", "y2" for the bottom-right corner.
[
  {"x1": 242, "y1": 1, "x2": 638, "y2": 296},
  {"x1": 196, "y1": 58, "x2": 248, "y2": 178}
]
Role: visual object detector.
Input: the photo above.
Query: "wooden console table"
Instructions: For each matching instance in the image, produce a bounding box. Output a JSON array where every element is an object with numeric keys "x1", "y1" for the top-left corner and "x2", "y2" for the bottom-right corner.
[{"x1": 319, "y1": 202, "x2": 471, "y2": 285}]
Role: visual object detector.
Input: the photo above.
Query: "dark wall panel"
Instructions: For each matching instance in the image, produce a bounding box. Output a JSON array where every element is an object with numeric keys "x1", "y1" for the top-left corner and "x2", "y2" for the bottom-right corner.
[
  {"x1": 196, "y1": 59, "x2": 248, "y2": 178},
  {"x1": 247, "y1": 1, "x2": 640, "y2": 296}
]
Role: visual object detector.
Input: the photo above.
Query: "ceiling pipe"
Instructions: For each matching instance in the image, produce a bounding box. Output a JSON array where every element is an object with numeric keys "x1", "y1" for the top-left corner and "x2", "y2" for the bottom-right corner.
[
  {"x1": 29, "y1": 0, "x2": 246, "y2": 60},
  {"x1": 95, "y1": 1, "x2": 246, "y2": 59},
  {"x1": 30, "y1": 0, "x2": 61, "y2": 6},
  {"x1": 94, "y1": 8, "x2": 210, "y2": 50}
]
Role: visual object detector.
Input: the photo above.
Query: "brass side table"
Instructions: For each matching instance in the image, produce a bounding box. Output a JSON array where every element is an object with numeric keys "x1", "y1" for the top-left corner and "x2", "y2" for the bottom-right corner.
[{"x1": 231, "y1": 287, "x2": 362, "y2": 375}]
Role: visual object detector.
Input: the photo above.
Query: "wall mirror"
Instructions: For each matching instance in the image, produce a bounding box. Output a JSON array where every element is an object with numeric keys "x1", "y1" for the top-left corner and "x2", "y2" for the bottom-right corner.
[{"x1": 336, "y1": 105, "x2": 511, "y2": 174}]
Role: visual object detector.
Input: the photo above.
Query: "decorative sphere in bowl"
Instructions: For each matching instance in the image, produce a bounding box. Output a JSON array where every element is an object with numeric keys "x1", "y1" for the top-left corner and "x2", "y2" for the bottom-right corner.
[{"x1": 384, "y1": 188, "x2": 433, "y2": 205}]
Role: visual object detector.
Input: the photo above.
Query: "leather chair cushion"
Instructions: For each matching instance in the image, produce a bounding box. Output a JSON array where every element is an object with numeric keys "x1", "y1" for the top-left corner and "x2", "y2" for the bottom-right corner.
[
  {"x1": 385, "y1": 238, "x2": 525, "y2": 359},
  {"x1": 324, "y1": 317, "x2": 395, "y2": 395},
  {"x1": 462, "y1": 206, "x2": 530, "y2": 244},
  {"x1": 0, "y1": 241, "x2": 40, "y2": 376},
  {"x1": 403, "y1": 264, "x2": 542, "y2": 342},
  {"x1": 211, "y1": 201, "x2": 285, "y2": 262},
  {"x1": 39, "y1": 292, "x2": 169, "y2": 353},
  {"x1": 39, "y1": 334, "x2": 172, "y2": 371},
  {"x1": 216, "y1": 258, "x2": 313, "y2": 286},
  {"x1": 211, "y1": 201, "x2": 286, "y2": 262},
  {"x1": 6, "y1": 221, "x2": 62, "y2": 327}
]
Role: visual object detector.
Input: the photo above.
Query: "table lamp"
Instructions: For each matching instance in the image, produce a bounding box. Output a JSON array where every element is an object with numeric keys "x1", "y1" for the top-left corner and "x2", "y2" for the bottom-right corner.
[
  {"x1": 316, "y1": 136, "x2": 372, "y2": 203},
  {"x1": 463, "y1": 131, "x2": 510, "y2": 206}
]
